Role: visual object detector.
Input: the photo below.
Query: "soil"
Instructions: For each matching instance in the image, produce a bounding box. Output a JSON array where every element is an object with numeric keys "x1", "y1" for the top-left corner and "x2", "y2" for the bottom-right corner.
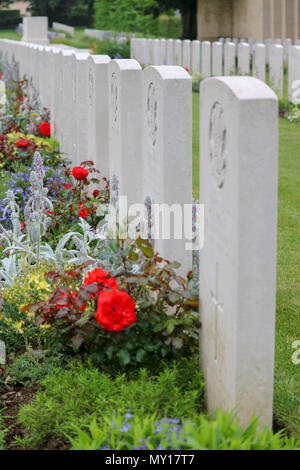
[{"x1": 0, "y1": 355, "x2": 69, "y2": 450}]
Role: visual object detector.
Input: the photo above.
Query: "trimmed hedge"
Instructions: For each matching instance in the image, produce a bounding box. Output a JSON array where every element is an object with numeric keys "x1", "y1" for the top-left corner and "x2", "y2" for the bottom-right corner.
[{"x1": 0, "y1": 10, "x2": 21, "y2": 30}]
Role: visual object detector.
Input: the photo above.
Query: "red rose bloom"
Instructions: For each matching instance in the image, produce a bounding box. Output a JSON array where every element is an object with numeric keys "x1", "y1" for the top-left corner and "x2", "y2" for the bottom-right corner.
[
  {"x1": 20, "y1": 221, "x2": 26, "y2": 231},
  {"x1": 72, "y1": 166, "x2": 89, "y2": 180},
  {"x1": 16, "y1": 138, "x2": 29, "y2": 148},
  {"x1": 78, "y1": 208, "x2": 90, "y2": 219},
  {"x1": 56, "y1": 292, "x2": 86, "y2": 312},
  {"x1": 83, "y1": 268, "x2": 118, "y2": 298},
  {"x1": 65, "y1": 183, "x2": 72, "y2": 189},
  {"x1": 39, "y1": 121, "x2": 51, "y2": 137},
  {"x1": 96, "y1": 289, "x2": 137, "y2": 332},
  {"x1": 93, "y1": 189, "x2": 99, "y2": 197}
]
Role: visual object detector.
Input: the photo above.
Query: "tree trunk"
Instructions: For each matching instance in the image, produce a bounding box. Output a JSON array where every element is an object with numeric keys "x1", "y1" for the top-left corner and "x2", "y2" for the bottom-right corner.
[{"x1": 181, "y1": 1, "x2": 197, "y2": 40}]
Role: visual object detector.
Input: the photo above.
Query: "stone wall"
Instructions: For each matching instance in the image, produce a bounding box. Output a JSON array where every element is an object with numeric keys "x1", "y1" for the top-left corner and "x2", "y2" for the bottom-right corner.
[{"x1": 197, "y1": 0, "x2": 300, "y2": 42}]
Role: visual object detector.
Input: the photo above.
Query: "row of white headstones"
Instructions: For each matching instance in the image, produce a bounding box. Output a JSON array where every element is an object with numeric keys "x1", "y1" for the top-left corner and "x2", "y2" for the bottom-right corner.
[
  {"x1": 131, "y1": 37, "x2": 300, "y2": 102},
  {"x1": 0, "y1": 37, "x2": 278, "y2": 429}
]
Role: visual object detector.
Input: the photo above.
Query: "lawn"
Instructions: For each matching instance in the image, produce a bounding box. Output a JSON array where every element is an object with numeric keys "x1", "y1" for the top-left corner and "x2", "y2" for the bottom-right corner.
[
  {"x1": 193, "y1": 91, "x2": 300, "y2": 437},
  {"x1": 0, "y1": 29, "x2": 21, "y2": 41}
]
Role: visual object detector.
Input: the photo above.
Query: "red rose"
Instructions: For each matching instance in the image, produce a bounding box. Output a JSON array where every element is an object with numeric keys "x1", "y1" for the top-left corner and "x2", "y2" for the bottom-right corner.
[
  {"x1": 78, "y1": 208, "x2": 90, "y2": 218},
  {"x1": 96, "y1": 289, "x2": 137, "y2": 332},
  {"x1": 20, "y1": 221, "x2": 26, "y2": 231},
  {"x1": 16, "y1": 138, "x2": 29, "y2": 148},
  {"x1": 56, "y1": 292, "x2": 86, "y2": 312},
  {"x1": 39, "y1": 121, "x2": 51, "y2": 137},
  {"x1": 65, "y1": 183, "x2": 72, "y2": 189},
  {"x1": 93, "y1": 190, "x2": 99, "y2": 197},
  {"x1": 72, "y1": 166, "x2": 89, "y2": 180},
  {"x1": 83, "y1": 268, "x2": 118, "y2": 299},
  {"x1": 185, "y1": 67, "x2": 190, "y2": 73}
]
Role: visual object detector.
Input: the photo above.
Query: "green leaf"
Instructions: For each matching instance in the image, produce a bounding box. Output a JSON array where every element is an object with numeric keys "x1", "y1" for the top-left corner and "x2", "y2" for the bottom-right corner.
[
  {"x1": 166, "y1": 322, "x2": 175, "y2": 335},
  {"x1": 117, "y1": 349, "x2": 131, "y2": 366},
  {"x1": 136, "y1": 349, "x2": 146, "y2": 363}
]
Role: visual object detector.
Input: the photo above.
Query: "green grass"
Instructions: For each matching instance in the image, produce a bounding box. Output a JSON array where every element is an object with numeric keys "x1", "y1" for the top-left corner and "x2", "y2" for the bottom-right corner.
[
  {"x1": 16, "y1": 359, "x2": 205, "y2": 448},
  {"x1": 50, "y1": 27, "x2": 94, "y2": 50},
  {"x1": 0, "y1": 29, "x2": 21, "y2": 41},
  {"x1": 193, "y1": 92, "x2": 300, "y2": 437}
]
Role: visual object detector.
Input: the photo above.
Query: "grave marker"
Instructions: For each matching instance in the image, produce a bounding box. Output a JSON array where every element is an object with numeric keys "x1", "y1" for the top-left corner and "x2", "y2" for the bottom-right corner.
[{"x1": 199, "y1": 76, "x2": 278, "y2": 428}]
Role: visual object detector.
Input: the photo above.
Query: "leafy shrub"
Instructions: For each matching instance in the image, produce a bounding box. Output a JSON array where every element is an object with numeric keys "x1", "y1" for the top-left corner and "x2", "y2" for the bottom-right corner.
[
  {"x1": 70, "y1": 410, "x2": 299, "y2": 450},
  {"x1": 17, "y1": 359, "x2": 205, "y2": 448},
  {"x1": 0, "y1": 263, "x2": 54, "y2": 351},
  {"x1": 0, "y1": 10, "x2": 21, "y2": 31},
  {"x1": 0, "y1": 411, "x2": 7, "y2": 450},
  {"x1": 94, "y1": 0, "x2": 159, "y2": 34},
  {"x1": 24, "y1": 237, "x2": 199, "y2": 367},
  {"x1": 92, "y1": 38, "x2": 130, "y2": 59},
  {"x1": 1, "y1": 348, "x2": 62, "y2": 388},
  {"x1": 151, "y1": 15, "x2": 182, "y2": 39}
]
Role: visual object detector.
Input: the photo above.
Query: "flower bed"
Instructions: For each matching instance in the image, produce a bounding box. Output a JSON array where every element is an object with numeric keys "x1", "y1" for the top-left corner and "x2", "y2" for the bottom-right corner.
[{"x1": 0, "y1": 60, "x2": 298, "y2": 451}]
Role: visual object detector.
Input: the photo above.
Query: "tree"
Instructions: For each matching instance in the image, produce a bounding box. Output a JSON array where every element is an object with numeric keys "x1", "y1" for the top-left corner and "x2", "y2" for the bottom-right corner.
[
  {"x1": 28, "y1": 0, "x2": 95, "y2": 27},
  {"x1": 157, "y1": 0, "x2": 197, "y2": 40},
  {"x1": 0, "y1": 0, "x2": 14, "y2": 8}
]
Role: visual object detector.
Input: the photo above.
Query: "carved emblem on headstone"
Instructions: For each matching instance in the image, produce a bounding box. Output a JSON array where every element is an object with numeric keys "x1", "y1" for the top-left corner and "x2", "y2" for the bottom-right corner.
[
  {"x1": 209, "y1": 102, "x2": 227, "y2": 189},
  {"x1": 111, "y1": 72, "x2": 118, "y2": 123},
  {"x1": 147, "y1": 82, "x2": 157, "y2": 146}
]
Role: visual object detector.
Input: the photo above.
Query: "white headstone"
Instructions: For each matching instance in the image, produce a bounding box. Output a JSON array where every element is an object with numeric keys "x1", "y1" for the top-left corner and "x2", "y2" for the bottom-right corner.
[
  {"x1": 72, "y1": 52, "x2": 90, "y2": 165},
  {"x1": 159, "y1": 39, "x2": 167, "y2": 65},
  {"x1": 200, "y1": 76, "x2": 278, "y2": 428},
  {"x1": 284, "y1": 38, "x2": 292, "y2": 66},
  {"x1": 265, "y1": 38, "x2": 272, "y2": 64},
  {"x1": 60, "y1": 49, "x2": 74, "y2": 160},
  {"x1": 174, "y1": 40, "x2": 182, "y2": 66},
  {"x1": 269, "y1": 44, "x2": 284, "y2": 97},
  {"x1": 130, "y1": 38, "x2": 135, "y2": 59},
  {"x1": 167, "y1": 39, "x2": 174, "y2": 65},
  {"x1": 238, "y1": 42, "x2": 250, "y2": 75},
  {"x1": 192, "y1": 40, "x2": 201, "y2": 75},
  {"x1": 212, "y1": 42, "x2": 223, "y2": 76},
  {"x1": 224, "y1": 42, "x2": 236, "y2": 76},
  {"x1": 108, "y1": 59, "x2": 143, "y2": 207},
  {"x1": 139, "y1": 38, "x2": 146, "y2": 65},
  {"x1": 253, "y1": 43, "x2": 266, "y2": 82},
  {"x1": 201, "y1": 41, "x2": 211, "y2": 79},
  {"x1": 0, "y1": 79, "x2": 6, "y2": 106},
  {"x1": 50, "y1": 47, "x2": 62, "y2": 140},
  {"x1": 144, "y1": 39, "x2": 152, "y2": 66},
  {"x1": 183, "y1": 40, "x2": 191, "y2": 70},
  {"x1": 288, "y1": 45, "x2": 300, "y2": 103},
  {"x1": 152, "y1": 39, "x2": 160, "y2": 65},
  {"x1": 142, "y1": 66, "x2": 192, "y2": 276},
  {"x1": 87, "y1": 54, "x2": 111, "y2": 177},
  {"x1": 22, "y1": 17, "x2": 49, "y2": 45}
]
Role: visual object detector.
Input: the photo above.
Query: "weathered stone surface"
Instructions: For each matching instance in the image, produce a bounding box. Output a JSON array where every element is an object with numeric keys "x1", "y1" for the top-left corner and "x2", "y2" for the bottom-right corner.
[
  {"x1": 22, "y1": 16, "x2": 49, "y2": 45},
  {"x1": 142, "y1": 66, "x2": 192, "y2": 276},
  {"x1": 199, "y1": 76, "x2": 278, "y2": 428}
]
